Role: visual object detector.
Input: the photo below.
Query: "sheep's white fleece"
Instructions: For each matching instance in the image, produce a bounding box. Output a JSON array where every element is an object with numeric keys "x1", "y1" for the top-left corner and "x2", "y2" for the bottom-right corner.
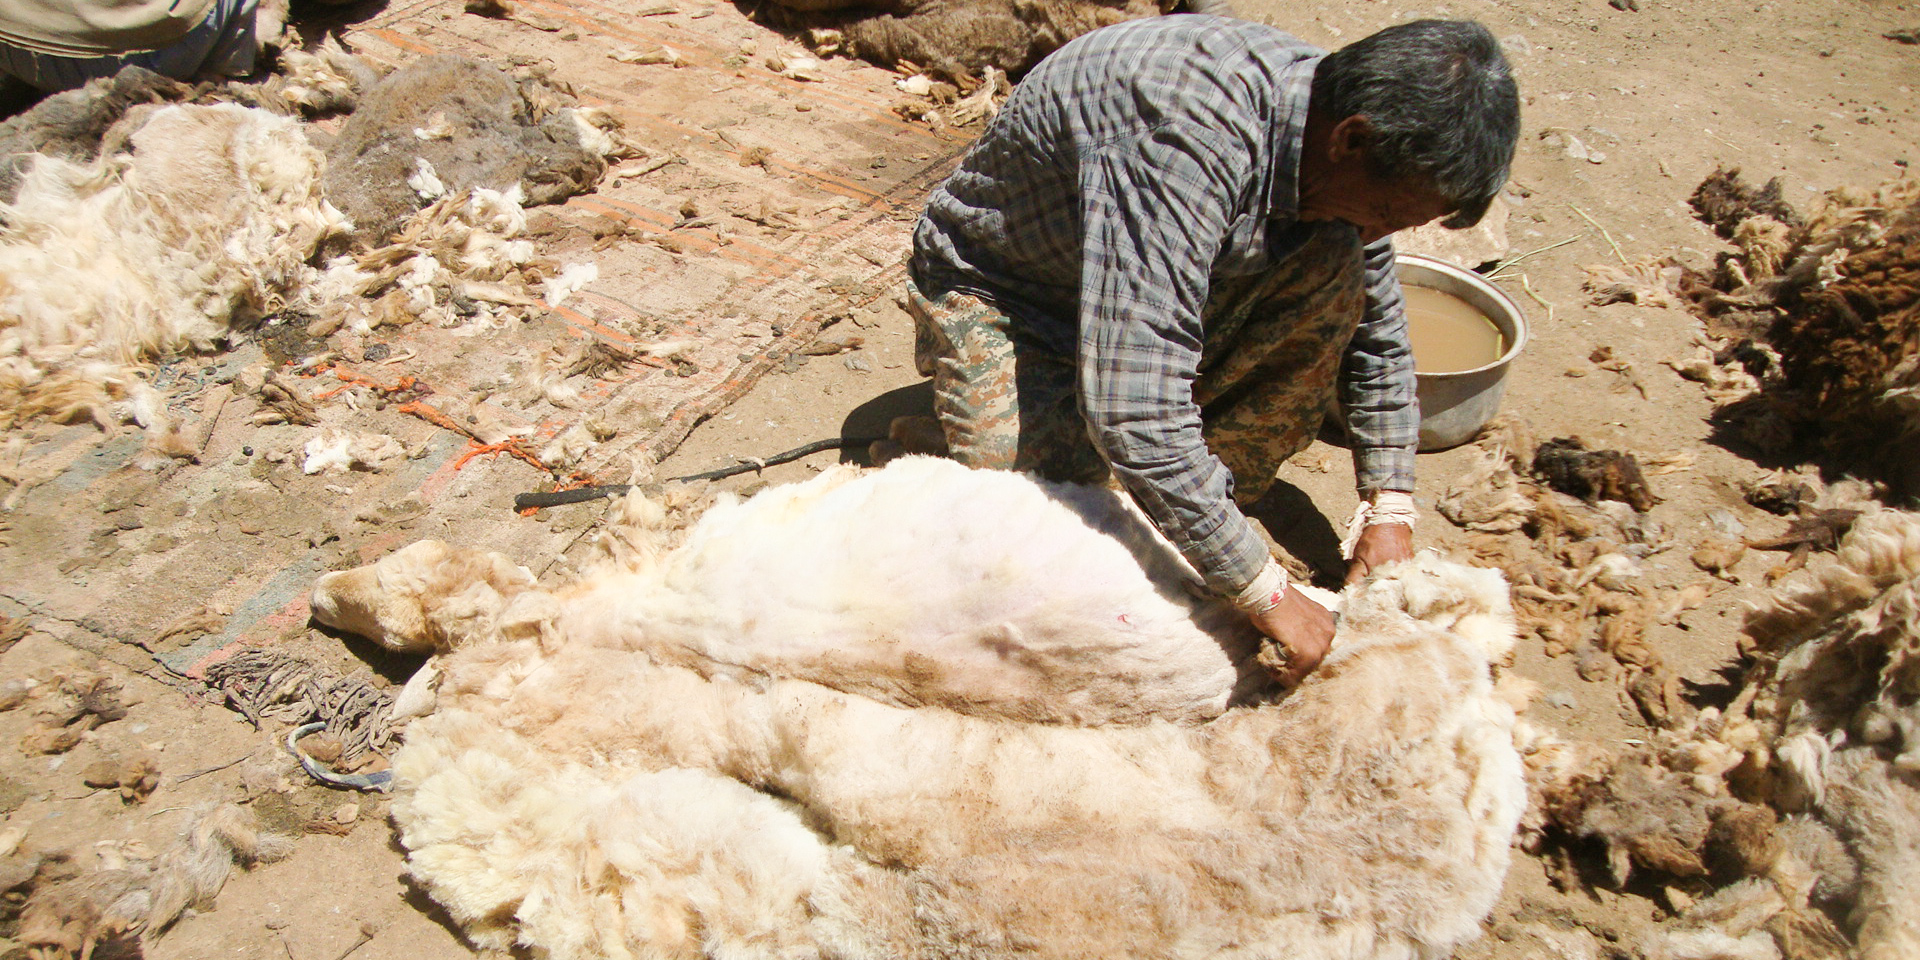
[
  {"x1": 0, "y1": 103, "x2": 348, "y2": 423},
  {"x1": 317, "y1": 459, "x2": 1528, "y2": 959},
  {"x1": 314, "y1": 457, "x2": 1280, "y2": 724}
]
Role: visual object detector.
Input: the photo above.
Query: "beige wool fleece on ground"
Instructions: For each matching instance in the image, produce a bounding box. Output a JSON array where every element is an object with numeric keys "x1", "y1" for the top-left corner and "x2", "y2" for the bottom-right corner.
[{"x1": 314, "y1": 458, "x2": 1530, "y2": 959}]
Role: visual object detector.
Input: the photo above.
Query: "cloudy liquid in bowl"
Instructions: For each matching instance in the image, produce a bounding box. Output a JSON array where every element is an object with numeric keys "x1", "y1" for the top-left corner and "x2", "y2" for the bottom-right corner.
[{"x1": 1404, "y1": 285, "x2": 1506, "y2": 373}]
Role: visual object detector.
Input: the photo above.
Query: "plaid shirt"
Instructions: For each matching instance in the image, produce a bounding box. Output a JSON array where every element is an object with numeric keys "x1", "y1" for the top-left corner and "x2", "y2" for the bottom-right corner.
[{"x1": 911, "y1": 15, "x2": 1419, "y2": 595}]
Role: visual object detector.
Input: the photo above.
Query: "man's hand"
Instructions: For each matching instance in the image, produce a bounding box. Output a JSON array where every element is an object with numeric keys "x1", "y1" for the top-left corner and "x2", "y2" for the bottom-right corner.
[
  {"x1": 1345, "y1": 522, "x2": 1413, "y2": 585},
  {"x1": 1247, "y1": 585, "x2": 1336, "y2": 686}
]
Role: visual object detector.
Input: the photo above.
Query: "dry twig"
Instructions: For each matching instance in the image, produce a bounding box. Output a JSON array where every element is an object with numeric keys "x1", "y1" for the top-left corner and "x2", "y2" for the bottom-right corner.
[
  {"x1": 1569, "y1": 204, "x2": 1628, "y2": 264},
  {"x1": 1520, "y1": 273, "x2": 1555, "y2": 323},
  {"x1": 1483, "y1": 234, "x2": 1579, "y2": 281}
]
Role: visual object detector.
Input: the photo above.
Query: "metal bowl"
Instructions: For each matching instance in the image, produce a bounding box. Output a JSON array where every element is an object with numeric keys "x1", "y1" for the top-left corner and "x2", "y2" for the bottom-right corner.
[{"x1": 1395, "y1": 253, "x2": 1529, "y2": 451}]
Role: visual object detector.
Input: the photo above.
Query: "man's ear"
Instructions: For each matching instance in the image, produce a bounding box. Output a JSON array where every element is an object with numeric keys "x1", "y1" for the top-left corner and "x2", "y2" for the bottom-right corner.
[{"x1": 1326, "y1": 115, "x2": 1374, "y2": 163}]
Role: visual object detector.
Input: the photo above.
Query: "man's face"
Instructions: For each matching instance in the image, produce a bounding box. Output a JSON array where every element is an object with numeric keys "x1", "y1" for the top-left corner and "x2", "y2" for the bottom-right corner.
[
  {"x1": 1299, "y1": 169, "x2": 1454, "y2": 245},
  {"x1": 1295, "y1": 113, "x2": 1457, "y2": 244}
]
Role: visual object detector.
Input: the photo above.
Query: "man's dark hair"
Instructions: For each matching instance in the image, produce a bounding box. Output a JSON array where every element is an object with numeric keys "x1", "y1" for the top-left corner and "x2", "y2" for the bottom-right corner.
[{"x1": 1311, "y1": 19, "x2": 1520, "y2": 228}]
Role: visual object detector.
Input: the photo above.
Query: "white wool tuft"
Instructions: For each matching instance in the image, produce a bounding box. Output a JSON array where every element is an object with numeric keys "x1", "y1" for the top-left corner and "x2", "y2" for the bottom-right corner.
[
  {"x1": 301, "y1": 428, "x2": 406, "y2": 474},
  {"x1": 563, "y1": 108, "x2": 624, "y2": 159},
  {"x1": 466, "y1": 183, "x2": 526, "y2": 235},
  {"x1": 318, "y1": 459, "x2": 1530, "y2": 959},
  {"x1": 407, "y1": 158, "x2": 447, "y2": 200},
  {"x1": 537, "y1": 421, "x2": 603, "y2": 469},
  {"x1": 1773, "y1": 731, "x2": 1833, "y2": 808},
  {"x1": 542, "y1": 262, "x2": 597, "y2": 307},
  {"x1": 396, "y1": 253, "x2": 443, "y2": 316}
]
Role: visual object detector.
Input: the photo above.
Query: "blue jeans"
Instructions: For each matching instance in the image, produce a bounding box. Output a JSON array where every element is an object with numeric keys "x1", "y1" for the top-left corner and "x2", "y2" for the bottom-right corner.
[{"x1": 0, "y1": 0, "x2": 257, "y2": 92}]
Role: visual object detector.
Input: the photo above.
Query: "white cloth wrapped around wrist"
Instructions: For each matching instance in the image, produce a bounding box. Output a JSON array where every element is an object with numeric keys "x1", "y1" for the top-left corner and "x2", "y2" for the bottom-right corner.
[
  {"x1": 1230, "y1": 558, "x2": 1290, "y2": 614},
  {"x1": 1340, "y1": 490, "x2": 1417, "y2": 561}
]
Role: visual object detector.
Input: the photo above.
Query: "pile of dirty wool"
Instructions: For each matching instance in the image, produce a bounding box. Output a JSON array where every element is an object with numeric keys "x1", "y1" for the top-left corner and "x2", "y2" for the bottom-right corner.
[
  {"x1": 0, "y1": 101, "x2": 347, "y2": 428},
  {"x1": 1650, "y1": 169, "x2": 1920, "y2": 495},
  {"x1": 0, "y1": 53, "x2": 627, "y2": 435},
  {"x1": 310, "y1": 456, "x2": 1532, "y2": 960},
  {"x1": 1524, "y1": 507, "x2": 1920, "y2": 960}
]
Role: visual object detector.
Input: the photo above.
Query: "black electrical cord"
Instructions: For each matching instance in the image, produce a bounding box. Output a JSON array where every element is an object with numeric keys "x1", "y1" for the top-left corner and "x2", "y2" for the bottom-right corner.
[{"x1": 512, "y1": 436, "x2": 882, "y2": 511}]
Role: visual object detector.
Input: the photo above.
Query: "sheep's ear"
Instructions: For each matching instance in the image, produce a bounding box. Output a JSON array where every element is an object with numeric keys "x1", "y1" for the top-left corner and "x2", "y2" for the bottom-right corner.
[{"x1": 391, "y1": 658, "x2": 442, "y2": 719}]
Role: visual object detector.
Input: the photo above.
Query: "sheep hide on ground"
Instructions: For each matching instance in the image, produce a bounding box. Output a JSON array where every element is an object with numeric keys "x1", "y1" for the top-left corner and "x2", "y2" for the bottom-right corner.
[
  {"x1": 311, "y1": 456, "x2": 1529, "y2": 959},
  {"x1": 320, "y1": 55, "x2": 628, "y2": 243}
]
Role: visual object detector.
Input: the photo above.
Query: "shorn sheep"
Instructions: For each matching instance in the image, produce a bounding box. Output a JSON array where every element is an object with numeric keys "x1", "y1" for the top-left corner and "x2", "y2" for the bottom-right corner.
[{"x1": 312, "y1": 456, "x2": 1529, "y2": 959}]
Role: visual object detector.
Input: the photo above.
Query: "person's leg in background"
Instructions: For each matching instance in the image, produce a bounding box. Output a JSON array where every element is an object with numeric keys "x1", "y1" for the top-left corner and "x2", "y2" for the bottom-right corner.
[{"x1": 0, "y1": 0, "x2": 260, "y2": 94}]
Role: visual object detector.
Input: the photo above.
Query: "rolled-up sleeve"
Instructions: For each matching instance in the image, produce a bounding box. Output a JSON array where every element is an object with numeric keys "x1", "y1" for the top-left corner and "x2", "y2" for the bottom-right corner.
[
  {"x1": 1076, "y1": 125, "x2": 1274, "y2": 596},
  {"x1": 1341, "y1": 238, "x2": 1420, "y2": 494}
]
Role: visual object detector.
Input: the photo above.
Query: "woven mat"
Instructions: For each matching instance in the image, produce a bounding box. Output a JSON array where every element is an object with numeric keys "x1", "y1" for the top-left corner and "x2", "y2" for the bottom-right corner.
[
  {"x1": 336, "y1": 0, "x2": 968, "y2": 470},
  {"x1": 0, "y1": 0, "x2": 969, "y2": 676}
]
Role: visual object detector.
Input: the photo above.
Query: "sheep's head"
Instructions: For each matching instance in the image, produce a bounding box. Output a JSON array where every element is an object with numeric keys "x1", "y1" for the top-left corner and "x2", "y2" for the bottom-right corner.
[{"x1": 310, "y1": 539, "x2": 536, "y2": 653}]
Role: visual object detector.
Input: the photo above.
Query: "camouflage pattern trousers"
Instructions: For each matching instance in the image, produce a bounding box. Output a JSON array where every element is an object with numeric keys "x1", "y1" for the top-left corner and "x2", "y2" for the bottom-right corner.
[{"x1": 909, "y1": 230, "x2": 1367, "y2": 502}]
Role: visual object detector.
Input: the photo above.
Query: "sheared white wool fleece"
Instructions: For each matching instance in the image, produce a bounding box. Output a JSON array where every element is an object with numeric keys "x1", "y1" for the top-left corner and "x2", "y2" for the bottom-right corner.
[
  {"x1": 317, "y1": 457, "x2": 1280, "y2": 724},
  {"x1": 0, "y1": 103, "x2": 349, "y2": 423},
  {"x1": 543, "y1": 261, "x2": 596, "y2": 306},
  {"x1": 317, "y1": 458, "x2": 1529, "y2": 960},
  {"x1": 301, "y1": 428, "x2": 406, "y2": 475}
]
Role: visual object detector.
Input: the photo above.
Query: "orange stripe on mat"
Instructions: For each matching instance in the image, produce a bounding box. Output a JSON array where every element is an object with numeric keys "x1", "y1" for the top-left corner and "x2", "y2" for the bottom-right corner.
[
  {"x1": 551, "y1": 305, "x2": 645, "y2": 344},
  {"x1": 366, "y1": 28, "x2": 439, "y2": 56}
]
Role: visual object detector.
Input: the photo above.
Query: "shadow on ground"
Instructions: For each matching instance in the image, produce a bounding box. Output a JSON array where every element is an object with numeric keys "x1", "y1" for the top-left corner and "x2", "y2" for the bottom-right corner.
[
  {"x1": 839, "y1": 381, "x2": 937, "y2": 462},
  {"x1": 1243, "y1": 480, "x2": 1346, "y2": 587}
]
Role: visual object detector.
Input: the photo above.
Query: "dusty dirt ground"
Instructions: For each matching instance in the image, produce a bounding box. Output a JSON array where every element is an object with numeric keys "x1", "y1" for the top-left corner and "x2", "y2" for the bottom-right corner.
[{"x1": 0, "y1": 0, "x2": 1916, "y2": 956}]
